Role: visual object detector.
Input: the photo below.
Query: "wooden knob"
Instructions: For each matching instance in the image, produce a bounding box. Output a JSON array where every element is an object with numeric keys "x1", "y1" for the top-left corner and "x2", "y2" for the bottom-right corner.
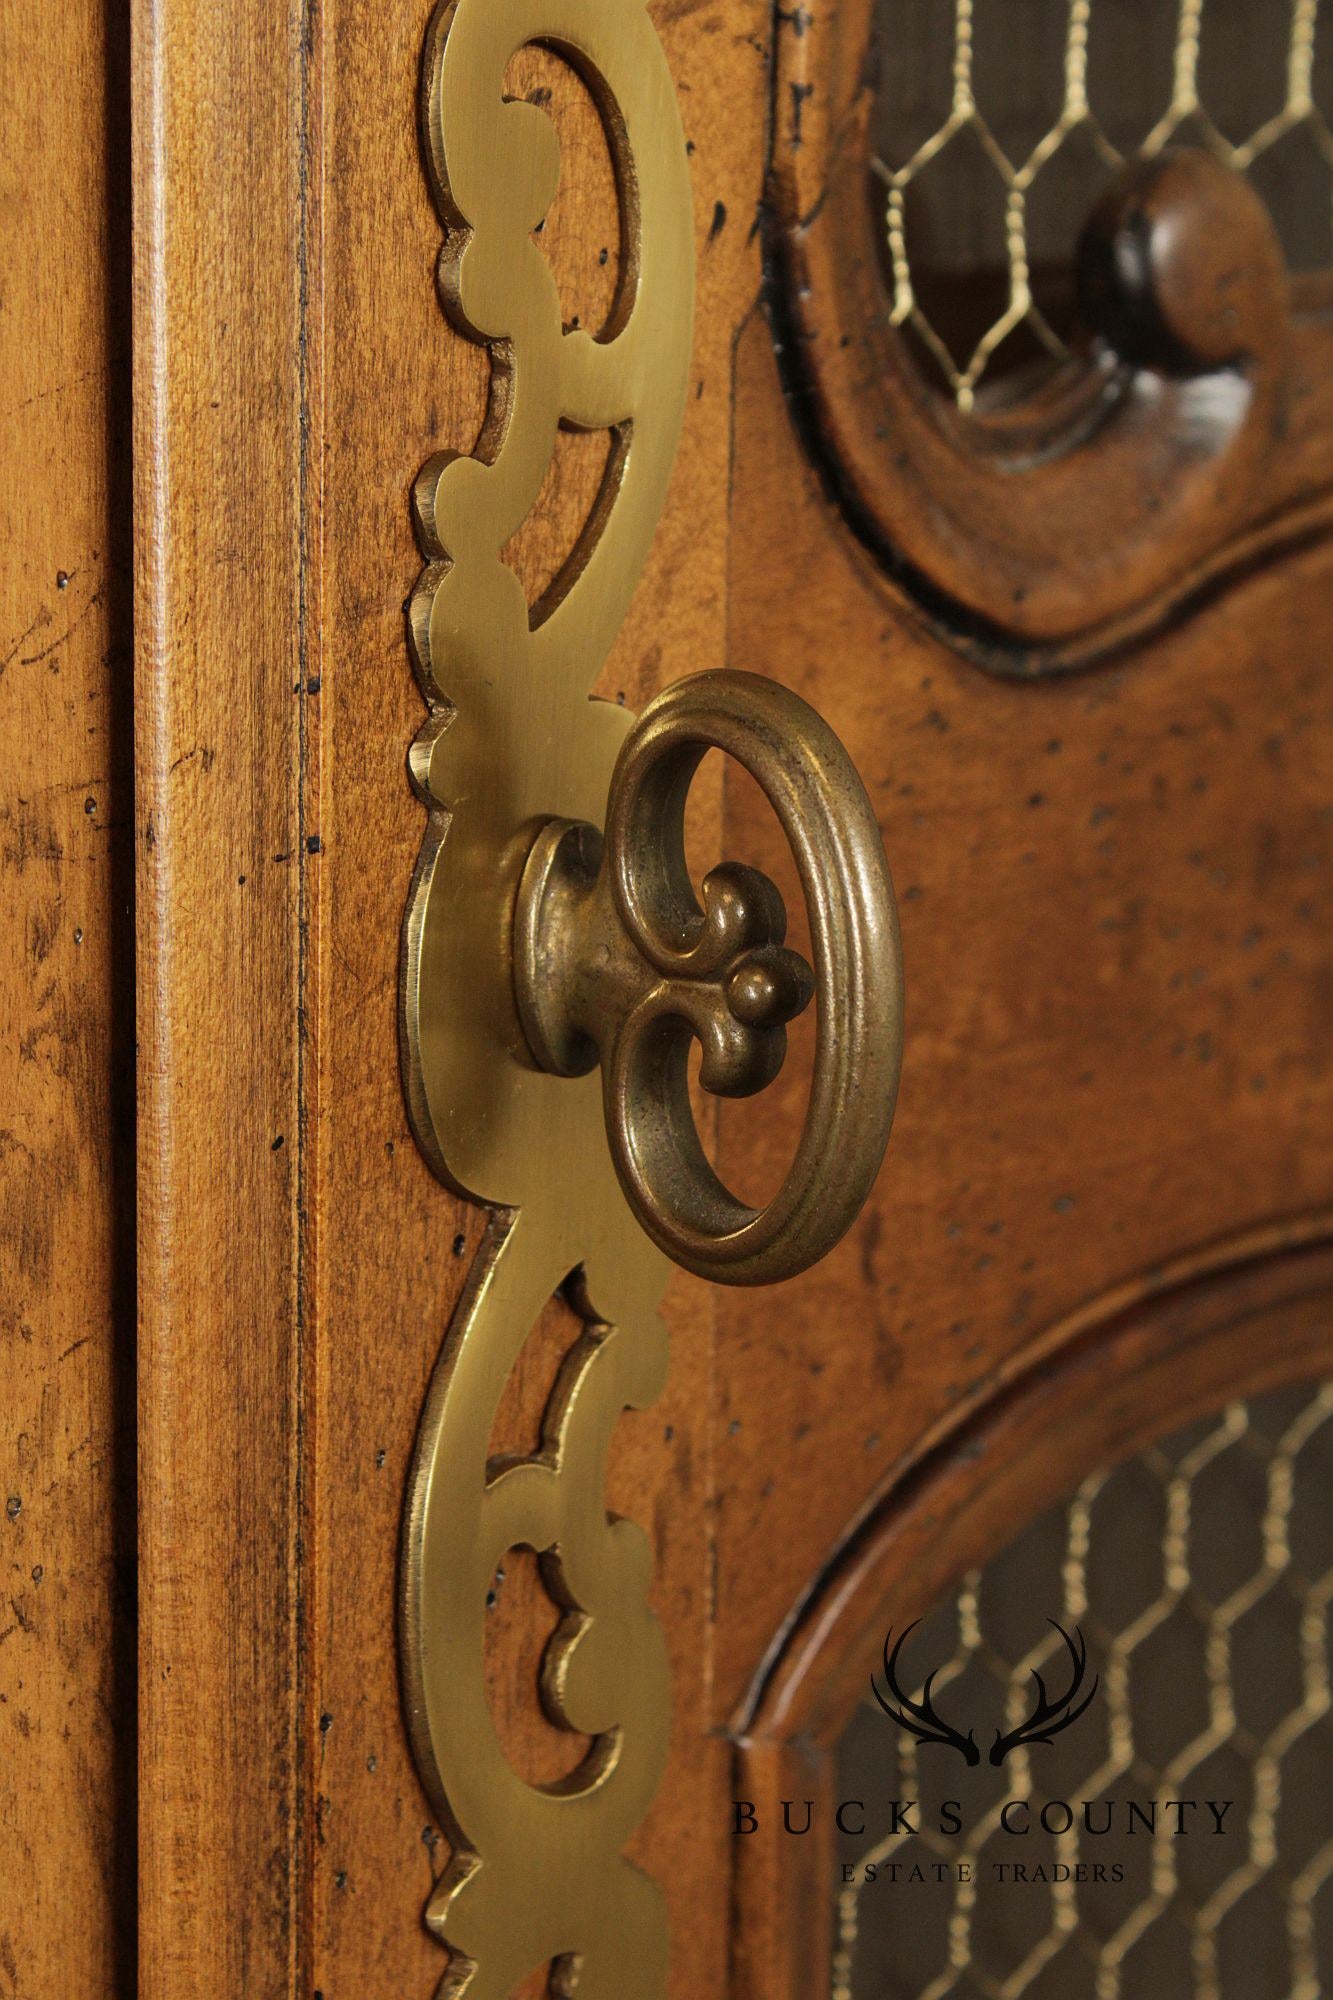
[{"x1": 1076, "y1": 147, "x2": 1287, "y2": 374}]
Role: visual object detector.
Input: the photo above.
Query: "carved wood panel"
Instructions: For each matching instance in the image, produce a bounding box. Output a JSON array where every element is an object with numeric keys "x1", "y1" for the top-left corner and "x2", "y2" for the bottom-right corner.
[{"x1": 769, "y1": 0, "x2": 1333, "y2": 663}]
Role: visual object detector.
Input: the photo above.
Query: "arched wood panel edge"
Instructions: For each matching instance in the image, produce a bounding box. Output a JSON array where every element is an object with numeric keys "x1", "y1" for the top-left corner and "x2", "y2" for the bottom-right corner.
[
  {"x1": 765, "y1": 0, "x2": 1333, "y2": 673},
  {"x1": 727, "y1": 1219, "x2": 1333, "y2": 2000}
]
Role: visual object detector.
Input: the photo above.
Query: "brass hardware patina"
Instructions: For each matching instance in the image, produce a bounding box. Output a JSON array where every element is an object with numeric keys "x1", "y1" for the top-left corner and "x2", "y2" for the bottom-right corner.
[
  {"x1": 398, "y1": 0, "x2": 901, "y2": 1986},
  {"x1": 514, "y1": 668, "x2": 902, "y2": 1284}
]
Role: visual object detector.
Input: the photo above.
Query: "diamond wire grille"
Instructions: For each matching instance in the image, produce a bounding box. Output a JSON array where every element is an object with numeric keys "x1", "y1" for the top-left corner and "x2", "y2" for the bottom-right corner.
[
  {"x1": 832, "y1": 1379, "x2": 1333, "y2": 2000},
  {"x1": 872, "y1": 0, "x2": 1333, "y2": 409}
]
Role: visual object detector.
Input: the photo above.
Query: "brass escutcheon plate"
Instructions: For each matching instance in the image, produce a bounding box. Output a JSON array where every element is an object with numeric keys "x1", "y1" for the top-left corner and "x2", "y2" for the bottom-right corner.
[{"x1": 398, "y1": 0, "x2": 693, "y2": 1990}]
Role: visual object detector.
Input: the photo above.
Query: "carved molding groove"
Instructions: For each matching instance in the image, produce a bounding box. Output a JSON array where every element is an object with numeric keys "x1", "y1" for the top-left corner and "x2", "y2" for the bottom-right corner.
[
  {"x1": 398, "y1": 0, "x2": 694, "y2": 1992},
  {"x1": 729, "y1": 1228, "x2": 1333, "y2": 2000}
]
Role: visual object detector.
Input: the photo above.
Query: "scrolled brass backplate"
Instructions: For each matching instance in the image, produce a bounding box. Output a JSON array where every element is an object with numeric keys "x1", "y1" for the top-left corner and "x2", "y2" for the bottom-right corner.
[
  {"x1": 399, "y1": 0, "x2": 691, "y2": 1990},
  {"x1": 399, "y1": 0, "x2": 902, "y2": 1988}
]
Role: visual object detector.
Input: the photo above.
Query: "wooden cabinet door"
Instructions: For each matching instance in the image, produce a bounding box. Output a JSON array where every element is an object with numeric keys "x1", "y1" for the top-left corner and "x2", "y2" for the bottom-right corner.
[{"x1": 2, "y1": 0, "x2": 1329, "y2": 1995}]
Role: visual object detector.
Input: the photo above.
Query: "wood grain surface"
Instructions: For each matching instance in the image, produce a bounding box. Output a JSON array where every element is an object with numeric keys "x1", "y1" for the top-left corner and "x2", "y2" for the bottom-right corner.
[
  {"x1": 132, "y1": 0, "x2": 320, "y2": 1979},
  {"x1": 0, "y1": 0, "x2": 134, "y2": 1986}
]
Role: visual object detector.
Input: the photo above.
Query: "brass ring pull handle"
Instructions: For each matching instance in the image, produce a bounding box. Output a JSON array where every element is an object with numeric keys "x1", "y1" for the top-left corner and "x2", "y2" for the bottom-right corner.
[{"x1": 514, "y1": 669, "x2": 903, "y2": 1285}]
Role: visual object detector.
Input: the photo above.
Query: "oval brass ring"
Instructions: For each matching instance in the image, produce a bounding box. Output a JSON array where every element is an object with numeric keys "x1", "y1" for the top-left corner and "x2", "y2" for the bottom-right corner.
[{"x1": 603, "y1": 669, "x2": 903, "y2": 1285}]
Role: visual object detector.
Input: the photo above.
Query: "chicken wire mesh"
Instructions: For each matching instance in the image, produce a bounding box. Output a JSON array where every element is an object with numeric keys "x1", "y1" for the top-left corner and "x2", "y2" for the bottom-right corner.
[
  {"x1": 871, "y1": 0, "x2": 1333, "y2": 407},
  {"x1": 832, "y1": 1379, "x2": 1333, "y2": 1999}
]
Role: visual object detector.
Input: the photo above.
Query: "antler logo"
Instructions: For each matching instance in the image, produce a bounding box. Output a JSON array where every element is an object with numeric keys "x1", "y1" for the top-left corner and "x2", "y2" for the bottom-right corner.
[
  {"x1": 872, "y1": 1620, "x2": 1098, "y2": 1767},
  {"x1": 872, "y1": 1625, "x2": 981, "y2": 1765}
]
